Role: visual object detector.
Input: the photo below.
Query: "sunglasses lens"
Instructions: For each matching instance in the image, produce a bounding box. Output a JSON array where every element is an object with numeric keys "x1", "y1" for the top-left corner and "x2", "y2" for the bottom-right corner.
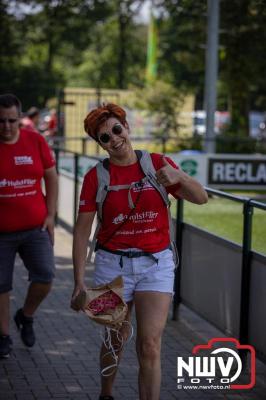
[
  {"x1": 112, "y1": 124, "x2": 123, "y2": 135},
  {"x1": 99, "y1": 133, "x2": 110, "y2": 143},
  {"x1": 98, "y1": 124, "x2": 123, "y2": 144}
]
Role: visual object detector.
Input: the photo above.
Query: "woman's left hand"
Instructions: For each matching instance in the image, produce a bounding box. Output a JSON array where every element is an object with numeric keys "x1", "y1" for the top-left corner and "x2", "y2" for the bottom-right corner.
[
  {"x1": 155, "y1": 156, "x2": 182, "y2": 187},
  {"x1": 155, "y1": 156, "x2": 208, "y2": 204}
]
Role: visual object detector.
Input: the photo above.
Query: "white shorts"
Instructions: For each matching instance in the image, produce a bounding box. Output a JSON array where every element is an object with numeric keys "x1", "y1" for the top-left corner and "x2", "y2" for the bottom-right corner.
[{"x1": 93, "y1": 248, "x2": 176, "y2": 302}]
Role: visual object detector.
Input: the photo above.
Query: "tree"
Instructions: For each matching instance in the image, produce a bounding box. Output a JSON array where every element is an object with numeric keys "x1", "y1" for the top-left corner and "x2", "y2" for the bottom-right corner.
[
  {"x1": 131, "y1": 80, "x2": 185, "y2": 137},
  {"x1": 114, "y1": 0, "x2": 143, "y2": 88},
  {"x1": 153, "y1": 0, "x2": 207, "y2": 105},
  {"x1": 0, "y1": 1, "x2": 25, "y2": 101},
  {"x1": 65, "y1": 0, "x2": 147, "y2": 89},
  {"x1": 156, "y1": 0, "x2": 266, "y2": 138},
  {"x1": 0, "y1": 0, "x2": 114, "y2": 107},
  {"x1": 220, "y1": 0, "x2": 266, "y2": 136}
]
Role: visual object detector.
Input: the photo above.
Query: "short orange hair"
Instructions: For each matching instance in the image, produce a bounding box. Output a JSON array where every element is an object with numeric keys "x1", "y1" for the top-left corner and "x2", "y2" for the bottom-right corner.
[{"x1": 84, "y1": 103, "x2": 128, "y2": 140}]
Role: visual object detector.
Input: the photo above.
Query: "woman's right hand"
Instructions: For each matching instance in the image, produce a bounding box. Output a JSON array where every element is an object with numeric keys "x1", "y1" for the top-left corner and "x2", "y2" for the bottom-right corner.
[{"x1": 71, "y1": 282, "x2": 87, "y2": 311}]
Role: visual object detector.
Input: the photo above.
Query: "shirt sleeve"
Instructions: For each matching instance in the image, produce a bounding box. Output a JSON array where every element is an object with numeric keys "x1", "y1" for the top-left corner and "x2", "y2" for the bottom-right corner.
[
  {"x1": 79, "y1": 167, "x2": 98, "y2": 213},
  {"x1": 151, "y1": 153, "x2": 181, "y2": 196},
  {"x1": 38, "y1": 135, "x2": 56, "y2": 169}
]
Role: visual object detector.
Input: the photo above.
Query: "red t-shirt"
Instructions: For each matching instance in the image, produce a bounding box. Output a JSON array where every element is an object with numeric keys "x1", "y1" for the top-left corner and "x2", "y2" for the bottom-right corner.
[
  {"x1": 0, "y1": 129, "x2": 55, "y2": 232},
  {"x1": 79, "y1": 153, "x2": 180, "y2": 253}
]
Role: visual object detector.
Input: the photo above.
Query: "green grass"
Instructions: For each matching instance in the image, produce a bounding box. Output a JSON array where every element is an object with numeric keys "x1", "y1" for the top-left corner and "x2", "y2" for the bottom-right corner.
[{"x1": 171, "y1": 197, "x2": 266, "y2": 255}]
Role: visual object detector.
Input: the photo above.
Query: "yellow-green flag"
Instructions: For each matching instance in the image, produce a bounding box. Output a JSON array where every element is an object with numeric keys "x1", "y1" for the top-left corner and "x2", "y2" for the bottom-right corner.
[{"x1": 146, "y1": 11, "x2": 158, "y2": 84}]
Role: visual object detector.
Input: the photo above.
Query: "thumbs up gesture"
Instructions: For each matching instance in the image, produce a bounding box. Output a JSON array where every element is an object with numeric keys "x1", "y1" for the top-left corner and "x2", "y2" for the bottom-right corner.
[
  {"x1": 155, "y1": 155, "x2": 208, "y2": 203},
  {"x1": 155, "y1": 156, "x2": 183, "y2": 187}
]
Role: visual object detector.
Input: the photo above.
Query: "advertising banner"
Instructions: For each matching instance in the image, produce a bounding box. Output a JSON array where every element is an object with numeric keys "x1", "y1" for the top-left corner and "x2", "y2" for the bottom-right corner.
[
  {"x1": 170, "y1": 153, "x2": 266, "y2": 190},
  {"x1": 207, "y1": 155, "x2": 266, "y2": 189}
]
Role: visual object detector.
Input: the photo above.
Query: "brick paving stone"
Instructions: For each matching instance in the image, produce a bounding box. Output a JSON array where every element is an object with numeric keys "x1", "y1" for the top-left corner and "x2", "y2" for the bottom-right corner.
[
  {"x1": 0, "y1": 396, "x2": 16, "y2": 400},
  {"x1": 1, "y1": 226, "x2": 265, "y2": 400},
  {"x1": 15, "y1": 395, "x2": 35, "y2": 400},
  {"x1": 31, "y1": 390, "x2": 52, "y2": 398}
]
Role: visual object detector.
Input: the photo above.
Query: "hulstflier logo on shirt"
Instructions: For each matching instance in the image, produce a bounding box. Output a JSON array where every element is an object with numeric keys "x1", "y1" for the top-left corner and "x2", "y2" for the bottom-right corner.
[
  {"x1": 0, "y1": 178, "x2": 36, "y2": 188},
  {"x1": 113, "y1": 213, "x2": 125, "y2": 224},
  {"x1": 14, "y1": 156, "x2": 33, "y2": 165},
  {"x1": 112, "y1": 211, "x2": 159, "y2": 225},
  {"x1": 133, "y1": 181, "x2": 154, "y2": 192}
]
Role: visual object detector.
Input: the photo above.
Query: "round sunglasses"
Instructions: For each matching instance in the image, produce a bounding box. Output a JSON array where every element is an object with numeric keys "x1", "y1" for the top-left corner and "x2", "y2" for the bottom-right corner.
[{"x1": 98, "y1": 123, "x2": 123, "y2": 144}]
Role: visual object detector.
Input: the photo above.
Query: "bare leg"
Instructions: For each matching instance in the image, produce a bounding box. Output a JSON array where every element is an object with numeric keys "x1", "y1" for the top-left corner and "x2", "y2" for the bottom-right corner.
[
  {"x1": 100, "y1": 301, "x2": 133, "y2": 397},
  {"x1": 134, "y1": 291, "x2": 172, "y2": 400},
  {"x1": 0, "y1": 292, "x2": 10, "y2": 335},
  {"x1": 22, "y1": 282, "x2": 52, "y2": 317}
]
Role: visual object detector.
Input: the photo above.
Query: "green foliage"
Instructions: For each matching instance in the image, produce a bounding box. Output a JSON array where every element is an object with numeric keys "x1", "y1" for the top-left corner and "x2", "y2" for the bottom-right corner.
[
  {"x1": 216, "y1": 130, "x2": 266, "y2": 154},
  {"x1": 66, "y1": 11, "x2": 147, "y2": 89},
  {"x1": 1, "y1": 0, "x2": 266, "y2": 140},
  {"x1": 219, "y1": 0, "x2": 266, "y2": 135},
  {"x1": 129, "y1": 80, "x2": 186, "y2": 139},
  {"x1": 155, "y1": 0, "x2": 207, "y2": 96},
  {"x1": 155, "y1": 0, "x2": 266, "y2": 137},
  {"x1": 0, "y1": 0, "x2": 147, "y2": 107},
  {"x1": 0, "y1": 0, "x2": 114, "y2": 107}
]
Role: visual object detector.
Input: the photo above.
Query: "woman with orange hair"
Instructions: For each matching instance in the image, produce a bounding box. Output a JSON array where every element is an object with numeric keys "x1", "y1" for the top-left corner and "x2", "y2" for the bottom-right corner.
[{"x1": 71, "y1": 103, "x2": 208, "y2": 400}]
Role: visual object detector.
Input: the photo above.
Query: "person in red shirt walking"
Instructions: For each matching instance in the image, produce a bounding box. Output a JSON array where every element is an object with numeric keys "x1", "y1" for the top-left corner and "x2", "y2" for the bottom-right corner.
[
  {"x1": 0, "y1": 94, "x2": 58, "y2": 358},
  {"x1": 71, "y1": 103, "x2": 208, "y2": 400}
]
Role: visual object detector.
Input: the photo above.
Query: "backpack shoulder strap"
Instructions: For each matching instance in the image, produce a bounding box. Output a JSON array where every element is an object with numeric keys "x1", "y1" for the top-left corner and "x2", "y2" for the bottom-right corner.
[
  {"x1": 138, "y1": 150, "x2": 170, "y2": 207},
  {"x1": 95, "y1": 158, "x2": 110, "y2": 221},
  {"x1": 138, "y1": 150, "x2": 179, "y2": 266},
  {"x1": 87, "y1": 159, "x2": 110, "y2": 264}
]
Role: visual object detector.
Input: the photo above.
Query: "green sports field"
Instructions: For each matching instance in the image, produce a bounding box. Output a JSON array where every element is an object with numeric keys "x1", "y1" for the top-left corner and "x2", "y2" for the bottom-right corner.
[{"x1": 172, "y1": 196, "x2": 266, "y2": 255}]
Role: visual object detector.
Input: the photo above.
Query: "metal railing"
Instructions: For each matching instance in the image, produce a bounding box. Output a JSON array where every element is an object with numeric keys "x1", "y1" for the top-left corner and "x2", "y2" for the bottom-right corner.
[{"x1": 174, "y1": 189, "x2": 266, "y2": 362}]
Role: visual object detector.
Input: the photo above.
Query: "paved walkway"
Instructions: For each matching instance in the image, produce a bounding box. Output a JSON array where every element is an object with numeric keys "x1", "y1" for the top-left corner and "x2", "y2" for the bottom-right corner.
[{"x1": 1, "y1": 227, "x2": 266, "y2": 400}]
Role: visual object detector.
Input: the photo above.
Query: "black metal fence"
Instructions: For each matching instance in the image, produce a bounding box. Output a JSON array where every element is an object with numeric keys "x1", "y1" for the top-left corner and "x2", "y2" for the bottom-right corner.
[{"x1": 173, "y1": 189, "x2": 266, "y2": 362}]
